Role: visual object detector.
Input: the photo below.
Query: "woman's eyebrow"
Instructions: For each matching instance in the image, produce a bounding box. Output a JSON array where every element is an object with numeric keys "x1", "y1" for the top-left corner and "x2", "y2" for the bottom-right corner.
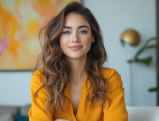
[
  {"x1": 78, "y1": 25, "x2": 89, "y2": 29},
  {"x1": 64, "y1": 25, "x2": 89, "y2": 29}
]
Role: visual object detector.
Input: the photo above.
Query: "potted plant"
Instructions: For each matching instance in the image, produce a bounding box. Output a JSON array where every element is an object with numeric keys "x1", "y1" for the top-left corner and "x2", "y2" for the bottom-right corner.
[{"x1": 128, "y1": 37, "x2": 159, "y2": 92}]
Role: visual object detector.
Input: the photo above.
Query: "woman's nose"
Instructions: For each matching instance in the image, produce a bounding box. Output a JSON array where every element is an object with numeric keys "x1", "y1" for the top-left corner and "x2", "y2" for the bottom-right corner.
[{"x1": 71, "y1": 32, "x2": 79, "y2": 43}]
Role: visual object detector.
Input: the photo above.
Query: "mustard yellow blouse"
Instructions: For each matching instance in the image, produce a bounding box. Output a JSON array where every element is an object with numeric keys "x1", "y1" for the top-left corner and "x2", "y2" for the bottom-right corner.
[{"x1": 28, "y1": 67, "x2": 128, "y2": 121}]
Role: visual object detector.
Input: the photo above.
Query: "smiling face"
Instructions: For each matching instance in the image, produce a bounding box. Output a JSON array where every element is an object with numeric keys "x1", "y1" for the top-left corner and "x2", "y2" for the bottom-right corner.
[{"x1": 59, "y1": 12, "x2": 94, "y2": 60}]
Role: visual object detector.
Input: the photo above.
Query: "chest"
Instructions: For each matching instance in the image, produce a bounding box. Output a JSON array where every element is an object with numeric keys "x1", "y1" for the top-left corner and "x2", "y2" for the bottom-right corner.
[
  {"x1": 68, "y1": 81, "x2": 84, "y2": 116},
  {"x1": 53, "y1": 79, "x2": 104, "y2": 121}
]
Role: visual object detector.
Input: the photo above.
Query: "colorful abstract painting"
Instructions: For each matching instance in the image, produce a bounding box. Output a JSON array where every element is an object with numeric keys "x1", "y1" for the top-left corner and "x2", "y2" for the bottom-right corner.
[{"x1": 0, "y1": 0, "x2": 80, "y2": 71}]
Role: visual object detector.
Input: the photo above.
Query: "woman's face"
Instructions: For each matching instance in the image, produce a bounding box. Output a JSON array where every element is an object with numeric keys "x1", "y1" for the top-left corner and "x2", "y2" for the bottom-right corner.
[{"x1": 59, "y1": 12, "x2": 94, "y2": 59}]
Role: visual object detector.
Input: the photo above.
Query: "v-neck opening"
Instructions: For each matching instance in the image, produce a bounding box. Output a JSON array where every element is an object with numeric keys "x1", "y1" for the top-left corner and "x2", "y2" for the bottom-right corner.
[{"x1": 67, "y1": 73, "x2": 87, "y2": 120}]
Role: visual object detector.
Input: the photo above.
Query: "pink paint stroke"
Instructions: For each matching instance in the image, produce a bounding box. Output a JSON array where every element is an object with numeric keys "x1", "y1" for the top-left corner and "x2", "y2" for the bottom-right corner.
[{"x1": 0, "y1": 37, "x2": 10, "y2": 57}]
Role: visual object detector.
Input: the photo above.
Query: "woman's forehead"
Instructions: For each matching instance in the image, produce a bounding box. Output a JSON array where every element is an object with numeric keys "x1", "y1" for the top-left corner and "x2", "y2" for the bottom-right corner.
[{"x1": 64, "y1": 12, "x2": 90, "y2": 28}]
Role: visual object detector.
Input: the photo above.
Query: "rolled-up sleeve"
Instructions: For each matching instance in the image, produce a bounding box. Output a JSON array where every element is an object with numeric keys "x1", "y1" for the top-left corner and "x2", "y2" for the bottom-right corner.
[
  {"x1": 103, "y1": 69, "x2": 128, "y2": 121},
  {"x1": 28, "y1": 70, "x2": 54, "y2": 121}
]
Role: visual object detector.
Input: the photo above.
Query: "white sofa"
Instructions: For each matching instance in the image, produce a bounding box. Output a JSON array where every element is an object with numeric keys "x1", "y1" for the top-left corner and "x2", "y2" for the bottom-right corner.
[{"x1": 126, "y1": 105, "x2": 159, "y2": 121}]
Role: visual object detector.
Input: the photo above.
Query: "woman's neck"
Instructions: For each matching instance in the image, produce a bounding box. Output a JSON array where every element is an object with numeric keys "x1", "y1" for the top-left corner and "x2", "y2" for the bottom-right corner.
[{"x1": 67, "y1": 54, "x2": 87, "y2": 83}]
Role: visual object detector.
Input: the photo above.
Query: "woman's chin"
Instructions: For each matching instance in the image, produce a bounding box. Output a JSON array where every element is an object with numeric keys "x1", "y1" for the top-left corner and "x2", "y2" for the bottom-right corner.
[{"x1": 66, "y1": 54, "x2": 87, "y2": 59}]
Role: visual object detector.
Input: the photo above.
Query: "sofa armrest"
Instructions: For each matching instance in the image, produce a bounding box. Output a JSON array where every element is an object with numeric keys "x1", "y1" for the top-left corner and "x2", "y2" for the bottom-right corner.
[{"x1": 126, "y1": 105, "x2": 159, "y2": 121}]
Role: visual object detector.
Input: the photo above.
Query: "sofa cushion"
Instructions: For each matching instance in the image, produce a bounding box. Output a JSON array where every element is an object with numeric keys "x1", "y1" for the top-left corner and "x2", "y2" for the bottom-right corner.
[
  {"x1": 0, "y1": 105, "x2": 19, "y2": 115},
  {"x1": 20, "y1": 104, "x2": 31, "y2": 116},
  {"x1": 0, "y1": 113, "x2": 14, "y2": 121},
  {"x1": 126, "y1": 105, "x2": 159, "y2": 121}
]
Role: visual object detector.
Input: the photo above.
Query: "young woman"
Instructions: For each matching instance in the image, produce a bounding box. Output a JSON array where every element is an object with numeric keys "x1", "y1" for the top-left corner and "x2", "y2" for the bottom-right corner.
[{"x1": 28, "y1": 2, "x2": 128, "y2": 121}]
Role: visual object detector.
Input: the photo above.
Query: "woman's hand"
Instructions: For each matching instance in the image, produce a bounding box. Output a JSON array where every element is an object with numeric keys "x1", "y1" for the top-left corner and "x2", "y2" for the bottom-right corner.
[{"x1": 54, "y1": 119, "x2": 71, "y2": 121}]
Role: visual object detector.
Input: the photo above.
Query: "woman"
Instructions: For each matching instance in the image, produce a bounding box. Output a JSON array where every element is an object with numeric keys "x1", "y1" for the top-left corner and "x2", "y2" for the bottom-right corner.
[{"x1": 28, "y1": 1, "x2": 128, "y2": 121}]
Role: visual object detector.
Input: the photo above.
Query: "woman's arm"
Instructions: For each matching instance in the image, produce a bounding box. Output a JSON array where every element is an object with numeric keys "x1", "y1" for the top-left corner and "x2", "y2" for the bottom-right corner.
[
  {"x1": 103, "y1": 69, "x2": 128, "y2": 121},
  {"x1": 28, "y1": 70, "x2": 54, "y2": 121}
]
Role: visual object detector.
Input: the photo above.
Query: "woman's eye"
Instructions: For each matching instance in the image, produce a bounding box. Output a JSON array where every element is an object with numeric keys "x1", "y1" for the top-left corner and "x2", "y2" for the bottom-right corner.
[
  {"x1": 63, "y1": 31, "x2": 70, "y2": 34},
  {"x1": 80, "y1": 30, "x2": 87, "y2": 34}
]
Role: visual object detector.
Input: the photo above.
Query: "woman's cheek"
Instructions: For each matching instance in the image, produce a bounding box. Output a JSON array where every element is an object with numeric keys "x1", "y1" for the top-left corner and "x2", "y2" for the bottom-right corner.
[
  {"x1": 82, "y1": 36, "x2": 92, "y2": 44},
  {"x1": 60, "y1": 37, "x2": 68, "y2": 50}
]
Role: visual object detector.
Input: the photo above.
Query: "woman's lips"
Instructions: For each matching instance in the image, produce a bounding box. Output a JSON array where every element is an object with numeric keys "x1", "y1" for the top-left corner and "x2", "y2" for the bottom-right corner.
[{"x1": 69, "y1": 46, "x2": 82, "y2": 50}]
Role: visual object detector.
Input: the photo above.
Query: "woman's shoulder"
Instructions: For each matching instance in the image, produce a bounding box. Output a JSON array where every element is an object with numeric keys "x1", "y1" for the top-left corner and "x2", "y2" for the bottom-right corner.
[
  {"x1": 31, "y1": 69, "x2": 45, "y2": 87},
  {"x1": 30, "y1": 69, "x2": 49, "y2": 98},
  {"x1": 100, "y1": 67, "x2": 123, "y2": 91},
  {"x1": 100, "y1": 67, "x2": 121, "y2": 78},
  {"x1": 32, "y1": 69, "x2": 43, "y2": 76}
]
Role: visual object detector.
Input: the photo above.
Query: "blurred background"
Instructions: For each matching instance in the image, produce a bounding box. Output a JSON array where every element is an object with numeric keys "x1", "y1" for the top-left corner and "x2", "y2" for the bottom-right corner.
[{"x1": 0, "y1": 0, "x2": 158, "y2": 109}]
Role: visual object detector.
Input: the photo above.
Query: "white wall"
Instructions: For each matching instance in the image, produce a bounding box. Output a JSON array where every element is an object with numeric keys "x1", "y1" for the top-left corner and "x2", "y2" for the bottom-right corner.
[
  {"x1": 0, "y1": 0, "x2": 157, "y2": 106},
  {"x1": 83, "y1": 0, "x2": 156, "y2": 106},
  {"x1": 0, "y1": 71, "x2": 32, "y2": 106}
]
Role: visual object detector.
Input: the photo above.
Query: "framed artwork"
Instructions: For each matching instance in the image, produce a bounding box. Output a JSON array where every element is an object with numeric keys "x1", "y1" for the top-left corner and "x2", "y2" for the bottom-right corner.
[{"x1": 0, "y1": 0, "x2": 81, "y2": 71}]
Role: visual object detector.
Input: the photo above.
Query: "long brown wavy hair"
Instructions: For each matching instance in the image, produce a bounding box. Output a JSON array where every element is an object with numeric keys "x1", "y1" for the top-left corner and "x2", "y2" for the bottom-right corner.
[{"x1": 34, "y1": 1, "x2": 111, "y2": 114}]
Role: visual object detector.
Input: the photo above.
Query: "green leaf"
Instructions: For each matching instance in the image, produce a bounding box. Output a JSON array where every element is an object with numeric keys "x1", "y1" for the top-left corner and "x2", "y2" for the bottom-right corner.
[
  {"x1": 127, "y1": 37, "x2": 159, "y2": 65},
  {"x1": 127, "y1": 60, "x2": 133, "y2": 63},
  {"x1": 134, "y1": 47, "x2": 146, "y2": 59},
  {"x1": 134, "y1": 57, "x2": 152, "y2": 66},
  {"x1": 146, "y1": 45, "x2": 157, "y2": 48},
  {"x1": 149, "y1": 87, "x2": 159, "y2": 92}
]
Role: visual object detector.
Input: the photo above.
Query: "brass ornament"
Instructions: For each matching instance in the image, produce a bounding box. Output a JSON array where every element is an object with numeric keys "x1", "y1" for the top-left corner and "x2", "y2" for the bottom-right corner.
[{"x1": 121, "y1": 29, "x2": 140, "y2": 46}]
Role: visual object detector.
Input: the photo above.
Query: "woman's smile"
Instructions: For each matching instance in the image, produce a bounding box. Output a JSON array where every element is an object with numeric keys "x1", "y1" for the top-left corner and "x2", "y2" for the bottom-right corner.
[{"x1": 69, "y1": 46, "x2": 83, "y2": 50}]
